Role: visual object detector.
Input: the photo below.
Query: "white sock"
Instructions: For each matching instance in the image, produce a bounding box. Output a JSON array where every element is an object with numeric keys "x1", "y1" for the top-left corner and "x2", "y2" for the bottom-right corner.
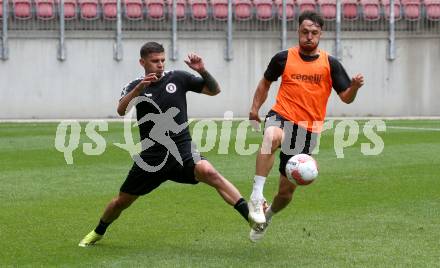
[
  {"x1": 250, "y1": 175, "x2": 266, "y2": 200},
  {"x1": 265, "y1": 206, "x2": 275, "y2": 221}
]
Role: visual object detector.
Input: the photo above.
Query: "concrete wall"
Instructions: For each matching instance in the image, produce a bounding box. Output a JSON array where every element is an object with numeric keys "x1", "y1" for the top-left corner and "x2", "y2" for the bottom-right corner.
[{"x1": 1, "y1": 31, "x2": 439, "y2": 119}]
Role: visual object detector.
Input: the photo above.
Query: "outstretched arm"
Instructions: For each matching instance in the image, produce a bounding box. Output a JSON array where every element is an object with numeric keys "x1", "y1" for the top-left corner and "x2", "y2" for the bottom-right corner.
[
  {"x1": 184, "y1": 53, "x2": 220, "y2": 96},
  {"x1": 249, "y1": 77, "x2": 273, "y2": 129},
  {"x1": 338, "y1": 73, "x2": 364, "y2": 104}
]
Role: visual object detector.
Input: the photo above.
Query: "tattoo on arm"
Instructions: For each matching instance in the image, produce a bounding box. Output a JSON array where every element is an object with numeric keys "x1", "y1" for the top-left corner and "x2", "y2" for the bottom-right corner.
[{"x1": 200, "y1": 70, "x2": 220, "y2": 94}]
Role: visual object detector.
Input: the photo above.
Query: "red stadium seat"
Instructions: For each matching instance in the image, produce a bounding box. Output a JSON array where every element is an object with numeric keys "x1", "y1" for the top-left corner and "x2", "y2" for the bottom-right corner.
[
  {"x1": 125, "y1": 0, "x2": 143, "y2": 19},
  {"x1": 56, "y1": 0, "x2": 78, "y2": 19},
  {"x1": 79, "y1": 0, "x2": 100, "y2": 19},
  {"x1": 168, "y1": 0, "x2": 186, "y2": 20},
  {"x1": 274, "y1": 0, "x2": 295, "y2": 21},
  {"x1": 425, "y1": 0, "x2": 440, "y2": 21},
  {"x1": 342, "y1": 0, "x2": 358, "y2": 20},
  {"x1": 35, "y1": 0, "x2": 56, "y2": 19},
  {"x1": 189, "y1": 0, "x2": 208, "y2": 20},
  {"x1": 318, "y1": 0, "x2": 336, "y2": 20},
  {"x1": 382, "y1": 0, "x2": 401, "y2": 20},
  {"x1": 297, "y1": 0, "x2": 316, "y2": 13},
  {"x1": 401, "y1": 0, "x2": 420, "y2": 20},
  {"x1": 13, "y1": 0, "x2": 32, "y2": 19},
  {"x1": 254, "y1": 0, "x2": 274, "y2": 21},
  {"x1": 360, "y1": 0, "x2": 380, "y2": 20},
  {"x1": 145, "y1": 0, "x2": 165, "y2": 20},
  {"x1": 234, "y1": 0, "x2": 253, "y2": 20},
  {"x1": 211, "y1": 0, "x2": 228, "y2": 20},
  {"x1": 101, "y1": 0, "x2": 117, "y2": 20}
]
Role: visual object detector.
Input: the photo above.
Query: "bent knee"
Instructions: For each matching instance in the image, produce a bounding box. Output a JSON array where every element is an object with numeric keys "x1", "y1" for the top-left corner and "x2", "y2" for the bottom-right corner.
[
  {"x1": 195, "y1": 161, "x2": 224, "y2": 184},
  {"x1": 261, "y1": 127, "x2": 283, "y2": 153},
  {"x1": 195, "y1": 161, "x2": 218, "y2": 178}
]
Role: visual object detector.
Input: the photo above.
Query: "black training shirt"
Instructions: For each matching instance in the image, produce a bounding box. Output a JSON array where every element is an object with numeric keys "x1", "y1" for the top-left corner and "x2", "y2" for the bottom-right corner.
[{"x1": 120, "y1": 70, "x2": 204, "y2": 153}]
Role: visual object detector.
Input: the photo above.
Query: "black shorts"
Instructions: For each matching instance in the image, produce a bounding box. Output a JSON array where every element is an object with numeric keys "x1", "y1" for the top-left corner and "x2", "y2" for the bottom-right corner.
[
  {"x1": 264, "y1": 110, "x2": 318, "y2": 176},
  {"x1": 120, "y1": 141, "x2": 205, "y2": 196}
]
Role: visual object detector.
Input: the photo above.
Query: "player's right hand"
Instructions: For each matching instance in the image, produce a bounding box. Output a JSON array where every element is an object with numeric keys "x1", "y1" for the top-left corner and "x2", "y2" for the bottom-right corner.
[
  {"x1": 137, "y1": 73, "x2": 159, "y2": 89},
  {"x1": 249, "y1": 111, "x2": 261, "y2": 132}
]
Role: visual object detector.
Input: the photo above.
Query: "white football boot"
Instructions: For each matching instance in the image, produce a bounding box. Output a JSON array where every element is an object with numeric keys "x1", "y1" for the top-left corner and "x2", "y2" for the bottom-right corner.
[
  {"x1": 249, "y1": 218, "x2": 271, "y2": 243},
  {"x1": 248, "y1": 198, "x2": 266, "y2": 229}
]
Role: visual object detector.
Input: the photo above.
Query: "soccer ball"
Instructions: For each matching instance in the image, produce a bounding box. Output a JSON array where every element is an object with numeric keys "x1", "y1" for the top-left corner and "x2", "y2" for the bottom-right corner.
[{"x1": 285, "y1": 154, "x2": 318, "y2": 186}]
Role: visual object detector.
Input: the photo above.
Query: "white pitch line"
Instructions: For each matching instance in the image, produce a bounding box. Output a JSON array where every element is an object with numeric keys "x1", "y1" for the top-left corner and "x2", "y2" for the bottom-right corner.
[{"x1": 387, "y1": 126, "x2": 440, "y2": 131}]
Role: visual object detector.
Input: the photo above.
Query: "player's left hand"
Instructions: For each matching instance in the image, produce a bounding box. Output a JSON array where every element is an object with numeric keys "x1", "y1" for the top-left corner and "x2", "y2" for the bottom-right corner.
[
  {"x1": 184, "y1": 53, "x2": 205, "y2": 73},
  {"x1": 351, "y1": 74, "x2": 364, "y2": 90}
]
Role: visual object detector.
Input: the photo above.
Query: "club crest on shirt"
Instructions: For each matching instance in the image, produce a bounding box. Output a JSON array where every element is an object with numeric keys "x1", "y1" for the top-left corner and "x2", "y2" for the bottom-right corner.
[{"x1": 165, "y1": 83, "x2": 177, "y2": 93}]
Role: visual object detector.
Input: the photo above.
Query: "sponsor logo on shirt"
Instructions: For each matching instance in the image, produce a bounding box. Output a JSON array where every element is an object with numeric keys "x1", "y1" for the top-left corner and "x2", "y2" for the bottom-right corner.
[{"x1": 290, "y1": 73, "x2": 322, "y2": 85}]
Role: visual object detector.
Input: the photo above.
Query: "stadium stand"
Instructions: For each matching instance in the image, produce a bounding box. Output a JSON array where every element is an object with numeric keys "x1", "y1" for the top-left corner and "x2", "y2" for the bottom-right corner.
[
  {"x1": 168, "y1": 0, "x2": 186, "y2": 20},
  {"x1": 190, "y1": 0, "x2": 209, "y2": 20},
  {"x1": 145, "y1": 0, "x2": 165, "y2": 20},
  {"x1": 13, "y1": 0, "x2": 33, "y2": 19},
  {"x1": 124, "y1": 0, "x2": 144, "y2": 20},
  {"x1": 35, "y1": 0, "x2": 56, "y2": 19},
  {"x1": 318, "y1": 0, "x2": 337, "y2": 20},
  {"x1": 234, "y1": 0, "x2": 253, "y2": 20},
  {"x1": 56, "y1": 0, "x2": 78, "y2": 19},
  {"x1": 211, "y1": 0, "x2": 228, "y2": 20},
  {"x1": 254, "y1": 0, "x2": 274, "y2": 21},
  {"x1": 360, "y1": 0, "x2": 381, "y2": 20},
  {"x1": 401, "y1": 0, "x2": 421, "y2": 20},
  {"x1": 342, "y1": 0, "x2": 359, "y2": 20},
  {"x1": 3, "y1": 0, "x2": 439, "y2": 32},
  {"x1": 382, "y1": 0, "x2": 402, "y2": 20},
  {"x1": 0, "y1": 0, "x2": 2, "y2": 18},
  {"x1": 101, "y1": 0, "x2": 117, "y2": 20},
  {"x1": 425, "y1": 0, "x2": 440, "y2": 20},
  {"x1": 274, "y1": 0, "x2": 295, "y2": 20},
  {"x1": 297, "y1": 0, "x2": 317, "y2": 13},
  {"x1": 79, "y1": 0, "x2": 100, "y2": 20}
]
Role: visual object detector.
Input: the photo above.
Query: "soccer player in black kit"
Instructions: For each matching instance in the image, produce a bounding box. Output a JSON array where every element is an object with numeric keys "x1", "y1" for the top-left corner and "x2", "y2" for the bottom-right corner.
[{"x1": 79, "y1": 42, "x2": 250, "y2": 247}]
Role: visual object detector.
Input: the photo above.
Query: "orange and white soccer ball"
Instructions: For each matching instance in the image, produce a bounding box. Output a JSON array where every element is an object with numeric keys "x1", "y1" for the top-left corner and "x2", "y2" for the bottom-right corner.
[{"x1": 285, "y1": 154, "x2": 318, "y2": 186}]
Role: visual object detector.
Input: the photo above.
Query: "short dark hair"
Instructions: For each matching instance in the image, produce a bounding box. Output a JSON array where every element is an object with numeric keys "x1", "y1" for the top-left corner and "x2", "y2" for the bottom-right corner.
[
  {"x1": 140, "y1": 42, "x2": 165, "y2": 58},
  {"x1": 298, "y1": 11, "x2": 324, "y2": 29}
]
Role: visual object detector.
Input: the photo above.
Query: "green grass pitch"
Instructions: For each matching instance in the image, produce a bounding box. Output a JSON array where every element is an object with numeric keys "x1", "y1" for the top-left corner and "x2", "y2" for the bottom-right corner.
[{"x1": 0, "y1": 119, "x2": 439, "y2": 267}]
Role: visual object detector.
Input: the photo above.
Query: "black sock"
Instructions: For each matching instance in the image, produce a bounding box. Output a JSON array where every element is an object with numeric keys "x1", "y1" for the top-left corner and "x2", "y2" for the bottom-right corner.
[
  {"x1": 234, "y1": 198, "x2": 249, "y2": 222},
  {"x1": 94, "y1": 219, "x2": 111, "y2": 235}
]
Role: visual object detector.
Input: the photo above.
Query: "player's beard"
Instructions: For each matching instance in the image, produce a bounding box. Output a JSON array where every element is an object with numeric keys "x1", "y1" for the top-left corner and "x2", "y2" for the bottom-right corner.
[{"x1": 300, "y1": 41, "x2": 319, "y2": 53}]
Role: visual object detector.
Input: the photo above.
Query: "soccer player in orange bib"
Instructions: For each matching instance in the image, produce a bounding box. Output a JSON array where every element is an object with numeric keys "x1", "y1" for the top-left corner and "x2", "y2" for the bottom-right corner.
[{"x1": 247, "y1": 11, "x2": 364, "y2": 242}]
